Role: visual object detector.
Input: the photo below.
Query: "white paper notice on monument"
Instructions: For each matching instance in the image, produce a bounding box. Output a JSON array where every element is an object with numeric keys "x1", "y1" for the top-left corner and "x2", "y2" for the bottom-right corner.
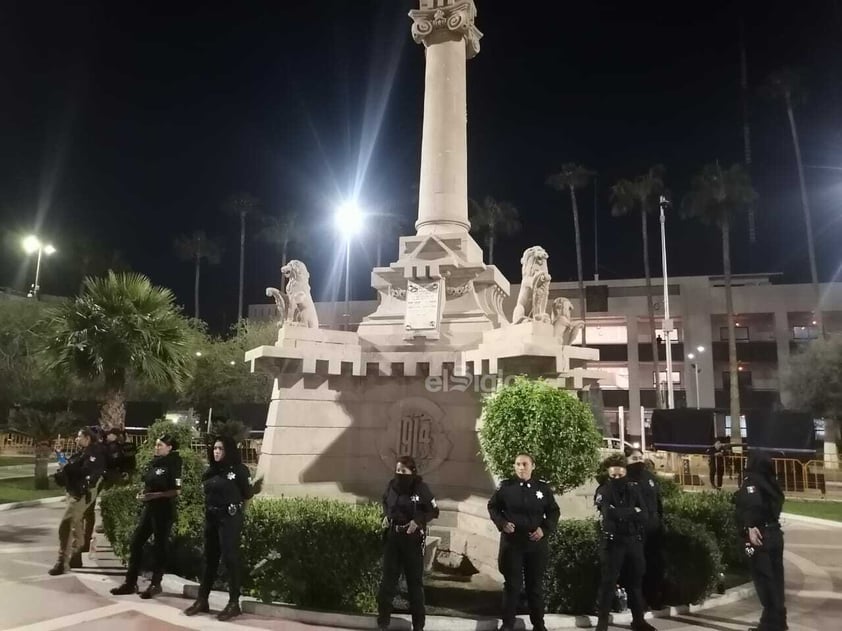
[{"x1": 404, "y1": 280, "x2": 444, "y2": 333}]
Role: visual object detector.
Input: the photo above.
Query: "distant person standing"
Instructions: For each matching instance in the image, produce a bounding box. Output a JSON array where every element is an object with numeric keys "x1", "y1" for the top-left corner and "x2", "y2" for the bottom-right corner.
[
  {"x1": 734, "y1": 451, "x2": 787, "y2": 631},
  {"x1": 625, "y1": 449, "x2": 665, "y2": 610},
  {"x1": 488, "y1": 453, "x2": 560, "y2": 631},
  {"x1": 707, "y1": 439, "x2": 726, "y2": 489}
]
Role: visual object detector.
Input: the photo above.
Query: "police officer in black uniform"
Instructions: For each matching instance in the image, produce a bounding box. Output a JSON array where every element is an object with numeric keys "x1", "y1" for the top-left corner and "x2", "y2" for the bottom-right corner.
[
  {"x1": 184, "y1": 435, "x2": 254, "y2": 622},
  {"x1": 594, "y1": 454, "x2": 656, "y2": 631},
  {"x1": 707, "y1": 439, "x2": 727, "y2": 490},
  {"x1": 626, "y1": 448, "x2": 665, "y2": 610},
  {"x1": 487, "y1": 453, "x2": 559, "y2": 631},
  {"x1": 377, "y1": 455, "x2": 439, "y2": 631},
  {"x1": 111, "y1": 434, "x2": 182, "y2": 598},
  {"x1": 49, "y1": 427, "x2": 106, "y2": 575},
  {"x1": 734, "y1": 450, "x2": 787, "y2": 631}
]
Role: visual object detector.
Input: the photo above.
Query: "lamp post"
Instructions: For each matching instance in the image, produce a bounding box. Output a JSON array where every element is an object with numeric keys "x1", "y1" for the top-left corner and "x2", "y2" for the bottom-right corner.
[
  {"x1": 659, "y1": 195, "x2": 674, "y2": 408},
  {"x1": 334, "y1": 202, "x2": 363, "y2": 331},
  {"x1": 22, "y1": 236, "x2": 56, "y2": 300},
  {"x1": 687, "y1": 345, "x2": 706, "y2": 409}
]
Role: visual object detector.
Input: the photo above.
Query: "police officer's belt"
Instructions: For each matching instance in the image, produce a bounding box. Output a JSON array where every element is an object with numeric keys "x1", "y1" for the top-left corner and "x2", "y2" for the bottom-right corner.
[{"x1": 207, "y1": 503, "x2": 242, "y2": 516}]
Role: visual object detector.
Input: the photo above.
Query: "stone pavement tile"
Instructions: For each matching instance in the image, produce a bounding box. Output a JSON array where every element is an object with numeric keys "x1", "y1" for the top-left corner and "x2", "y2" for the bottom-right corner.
[
  {"x1": 59, "y1": 610, "x2": 193, "y2": 631},
  {"x1": 0, "y1": 576, "x2": 111, "y2": 630}
]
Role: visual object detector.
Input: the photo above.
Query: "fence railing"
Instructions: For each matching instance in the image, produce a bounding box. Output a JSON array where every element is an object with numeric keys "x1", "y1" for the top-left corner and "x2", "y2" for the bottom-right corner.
[
  {"x1": 1, "y1": 431, "x2": 261, "y2": 465},
  {"x1": 667, "y1": 453, "x2": 839, "y2": 496}
]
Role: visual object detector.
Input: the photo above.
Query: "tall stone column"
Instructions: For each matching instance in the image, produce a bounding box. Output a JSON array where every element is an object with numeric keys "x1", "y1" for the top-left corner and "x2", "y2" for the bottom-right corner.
[{"x1": 410, "y1": 1, "x2": 481, "y2": 235}]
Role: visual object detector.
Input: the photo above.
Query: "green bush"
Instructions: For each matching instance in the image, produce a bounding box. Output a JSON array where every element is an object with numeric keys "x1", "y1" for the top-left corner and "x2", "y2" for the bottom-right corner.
[
  {"x1": 242, "y1": 498, "x2": 383, "y2": 613},
  {"x1": 657, "y1": 476, "x2": 682, "y2": 502},
  {"x1": 544, "y1": 520, "x2": 601, "y2": 614},
  {"x1": 661, "y1": 514, "x2": 722, "y2": 605},
  {"x1": 100, "y1": 419, "x2": 206, "y2": 579},
  {"x1": 665, "y1": 490, "x2": 745, "y2": 572},
  {"x1": 479, "y1": 377, "x2": 602, "y2": 492}
]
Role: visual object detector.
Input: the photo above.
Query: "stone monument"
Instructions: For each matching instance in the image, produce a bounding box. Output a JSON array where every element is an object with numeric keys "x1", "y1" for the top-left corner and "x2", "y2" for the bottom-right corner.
[{"x1": 246, "y1": 0, "x2": 609, "y2": 574}]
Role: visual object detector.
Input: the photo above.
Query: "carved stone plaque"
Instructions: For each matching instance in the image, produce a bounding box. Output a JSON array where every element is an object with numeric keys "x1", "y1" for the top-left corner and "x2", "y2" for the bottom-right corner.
[
  {"x1": 377, "y1": 397, "x2": 453, "y2": 475},
  {"x1": 404, "y1": 279, "x2": 444, "y2": 333}
]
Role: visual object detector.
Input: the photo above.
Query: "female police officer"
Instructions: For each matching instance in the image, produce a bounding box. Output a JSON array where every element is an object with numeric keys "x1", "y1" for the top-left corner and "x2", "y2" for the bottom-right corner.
[
  {"x1": 487, "y1": 453, "x2": 559, "y2": 631},
  {"x1": 184, "y1": 435, "x2": 253, "y2": 622},
  {"x1": 110, "y1": 434, "x2": 182, "y2": 598},
  {"x1": 377, "y1": 455, "x2": 439, "y2": 631}
]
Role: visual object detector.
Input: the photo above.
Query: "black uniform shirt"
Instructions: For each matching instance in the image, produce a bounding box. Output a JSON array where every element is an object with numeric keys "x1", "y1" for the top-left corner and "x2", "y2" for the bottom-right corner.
[
  {"x1": 626, "y1": 468, "x2": 663, "y2": 532},
  {"x1": 734, "y1": 472, "x2": 783, "y2": 530},
  {"x1": 487, "y1": 478, "x2": 560, "y2": 536},
  {"x1": 203, "y1": 462, "x2": 253, "y2": 508},
  {"x1": 594, "y1": 479, "x2": 645, "y2": 537},
  {"x1": 142, "y1": 452, "x2": 183, "y2": 500},
  {"x1": 62, "y1": 443, "x2": 106, "y2": 497},
  {"x1": 382, "y1": 477, "x2": 439, "y2": 527}
]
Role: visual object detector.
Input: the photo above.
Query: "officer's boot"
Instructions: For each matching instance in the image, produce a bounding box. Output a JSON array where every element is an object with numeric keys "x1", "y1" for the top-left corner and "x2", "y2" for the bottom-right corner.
[
  {"x1": 139, "y1": 583, "x2": 162, "y2": 599},
  {"x1": 595, "y1": 614, "x2": 610, "y2": 631},
  {"x1": 110, "y1": 582, "x2": 137, "y2": 595},
  {"x1": 48, "y1": 559, "x2": 67, "y2": 576},
  {"x1": 184, "y1": 598, "x2": 210, "y2": 616},
  {"x1": 217, "y1": 600, "x2": 241, "y2": 622},
  {"x1": 69, "y1": 552, "x2": 83, "y2": 569}
]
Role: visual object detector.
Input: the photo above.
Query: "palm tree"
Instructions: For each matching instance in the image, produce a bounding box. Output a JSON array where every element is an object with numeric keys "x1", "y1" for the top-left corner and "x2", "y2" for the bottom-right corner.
[
  {"x1": 469, "y1": 196, "x2": 521, "y2": 265},
  {"x1": 547, "y1": 164, "x2": 594, "y2": 343},
  {"x1": 764, "y1": 67, "x2": 820, "y2": 325},
  {"x1": 611, "y1": 165, "x2": 667, "y2": 409},
  {"x1": 42, "y1": 271, "x2": 195, "y2": 429},
  {"x1": 682, "y1": 163, "x2": 758, "y2": 445},
  {"x1": 222, "y1": 192, "x2": 261, "y2": 322},
  {"x1": 6, "y1": 408, "x2": 77, "y2": 489},
  {"x1": 174, "y1": 230, "x2": 222, "y2": 320},
  {"x1": 259, "y1": 211, "x2": 306, "y2": 270}
]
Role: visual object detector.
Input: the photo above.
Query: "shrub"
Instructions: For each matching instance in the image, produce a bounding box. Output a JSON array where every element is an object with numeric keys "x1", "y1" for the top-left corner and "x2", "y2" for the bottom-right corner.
[
  {"x1": 657, "y1": 476, "x2": 682, "y2": 502},
  {"x1": 665, "y1": 490, "x2": 745, "y2": 572},
  {"x1": 242, "y1": 498, "x2": 383, "y2": 613},
  {"x1": 100, "y1": 419, "x2": 206, "y2": 579},
  {"x1": 661, "y1": 514, "x2": 722, "y2": 605},
  {"x1": 544, "y1": 519, "x2": 601, "y2": 614},
  {"x1": 479, "y1": 377, "x2": 602, "y2": 492}
]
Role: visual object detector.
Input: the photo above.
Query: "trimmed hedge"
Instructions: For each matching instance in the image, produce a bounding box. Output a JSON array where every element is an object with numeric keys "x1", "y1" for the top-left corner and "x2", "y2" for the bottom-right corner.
[
  {"x1": 665, "y1": 490, "x2": 745, "y2": 571},
  {"x1": 544, "y1": 519, "x2": 602, "y2": 614},
  {"x1": 661, "y1": 514, "x2": 722, "y2": 604},
  {"x1": 242, "y1": 498, "x2": 382, "y2": 612}
]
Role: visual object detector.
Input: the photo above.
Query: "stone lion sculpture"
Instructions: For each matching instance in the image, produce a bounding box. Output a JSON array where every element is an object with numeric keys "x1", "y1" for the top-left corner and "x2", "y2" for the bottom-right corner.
[
  {"x1": 265, "y1": 260, "x2": 319, "y2": 329},
  {"x1": 551, "y1": 297, "x2": 585, "y2": 345},
  {"x1": 512, "y1": 246, "x2": 552, "y2": 324}
]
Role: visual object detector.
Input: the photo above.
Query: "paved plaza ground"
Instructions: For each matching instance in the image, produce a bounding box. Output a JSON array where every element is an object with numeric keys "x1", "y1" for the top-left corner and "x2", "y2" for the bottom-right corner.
[{"x1": 0, "y1": 502, "x2": 838, "y2": 630}]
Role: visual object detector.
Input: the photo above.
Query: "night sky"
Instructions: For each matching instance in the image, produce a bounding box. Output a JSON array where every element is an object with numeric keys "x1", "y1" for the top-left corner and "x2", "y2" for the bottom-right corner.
[{"x1": 1, "y1": 0, "x2": 840, "y2": 331}]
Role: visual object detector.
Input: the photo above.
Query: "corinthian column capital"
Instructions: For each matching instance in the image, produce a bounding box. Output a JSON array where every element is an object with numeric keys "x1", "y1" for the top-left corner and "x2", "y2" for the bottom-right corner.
[{"x1": 409, "y1": 0, "x2": 482, "y2": 59}]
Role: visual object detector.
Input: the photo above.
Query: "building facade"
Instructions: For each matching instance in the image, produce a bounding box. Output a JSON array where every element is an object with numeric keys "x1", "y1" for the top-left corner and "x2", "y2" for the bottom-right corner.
[{"x1": 249, "y1": 273, "x2": 842, "y2": 439}]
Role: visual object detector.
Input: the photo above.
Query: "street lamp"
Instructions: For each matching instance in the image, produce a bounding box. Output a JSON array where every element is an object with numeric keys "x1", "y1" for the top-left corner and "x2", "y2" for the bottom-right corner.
[
  {"x1": 687, "y1": 347, "x2": 706, "y2": 409},
  {"x1": 334, "y1": 201, "x2": 364, "y2": 331},
  {"x1": 22, "y1": 235, "x2": 56, "y2": 300},
  {"x1": 659, "y1": 195, "x2": 674, "y2": 409}
]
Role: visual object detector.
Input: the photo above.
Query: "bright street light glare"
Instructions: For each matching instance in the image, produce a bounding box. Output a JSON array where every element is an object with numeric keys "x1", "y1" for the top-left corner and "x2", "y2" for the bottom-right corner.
[
  {"x1": 687, "y1": 353, "x2": 695, "y2": 360},
  {"x1": 44, "y1": 244, "x2": 56, "y2": 255},
  {"x1": 696, "y1": 345, "x2": 705, "y2": 353},
  {"x1": 334, "y1": 201, "x2": 364, "y2": 237},
  {"x1": 22, "y1": 235, "x2": 41, "y2": 254}
]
